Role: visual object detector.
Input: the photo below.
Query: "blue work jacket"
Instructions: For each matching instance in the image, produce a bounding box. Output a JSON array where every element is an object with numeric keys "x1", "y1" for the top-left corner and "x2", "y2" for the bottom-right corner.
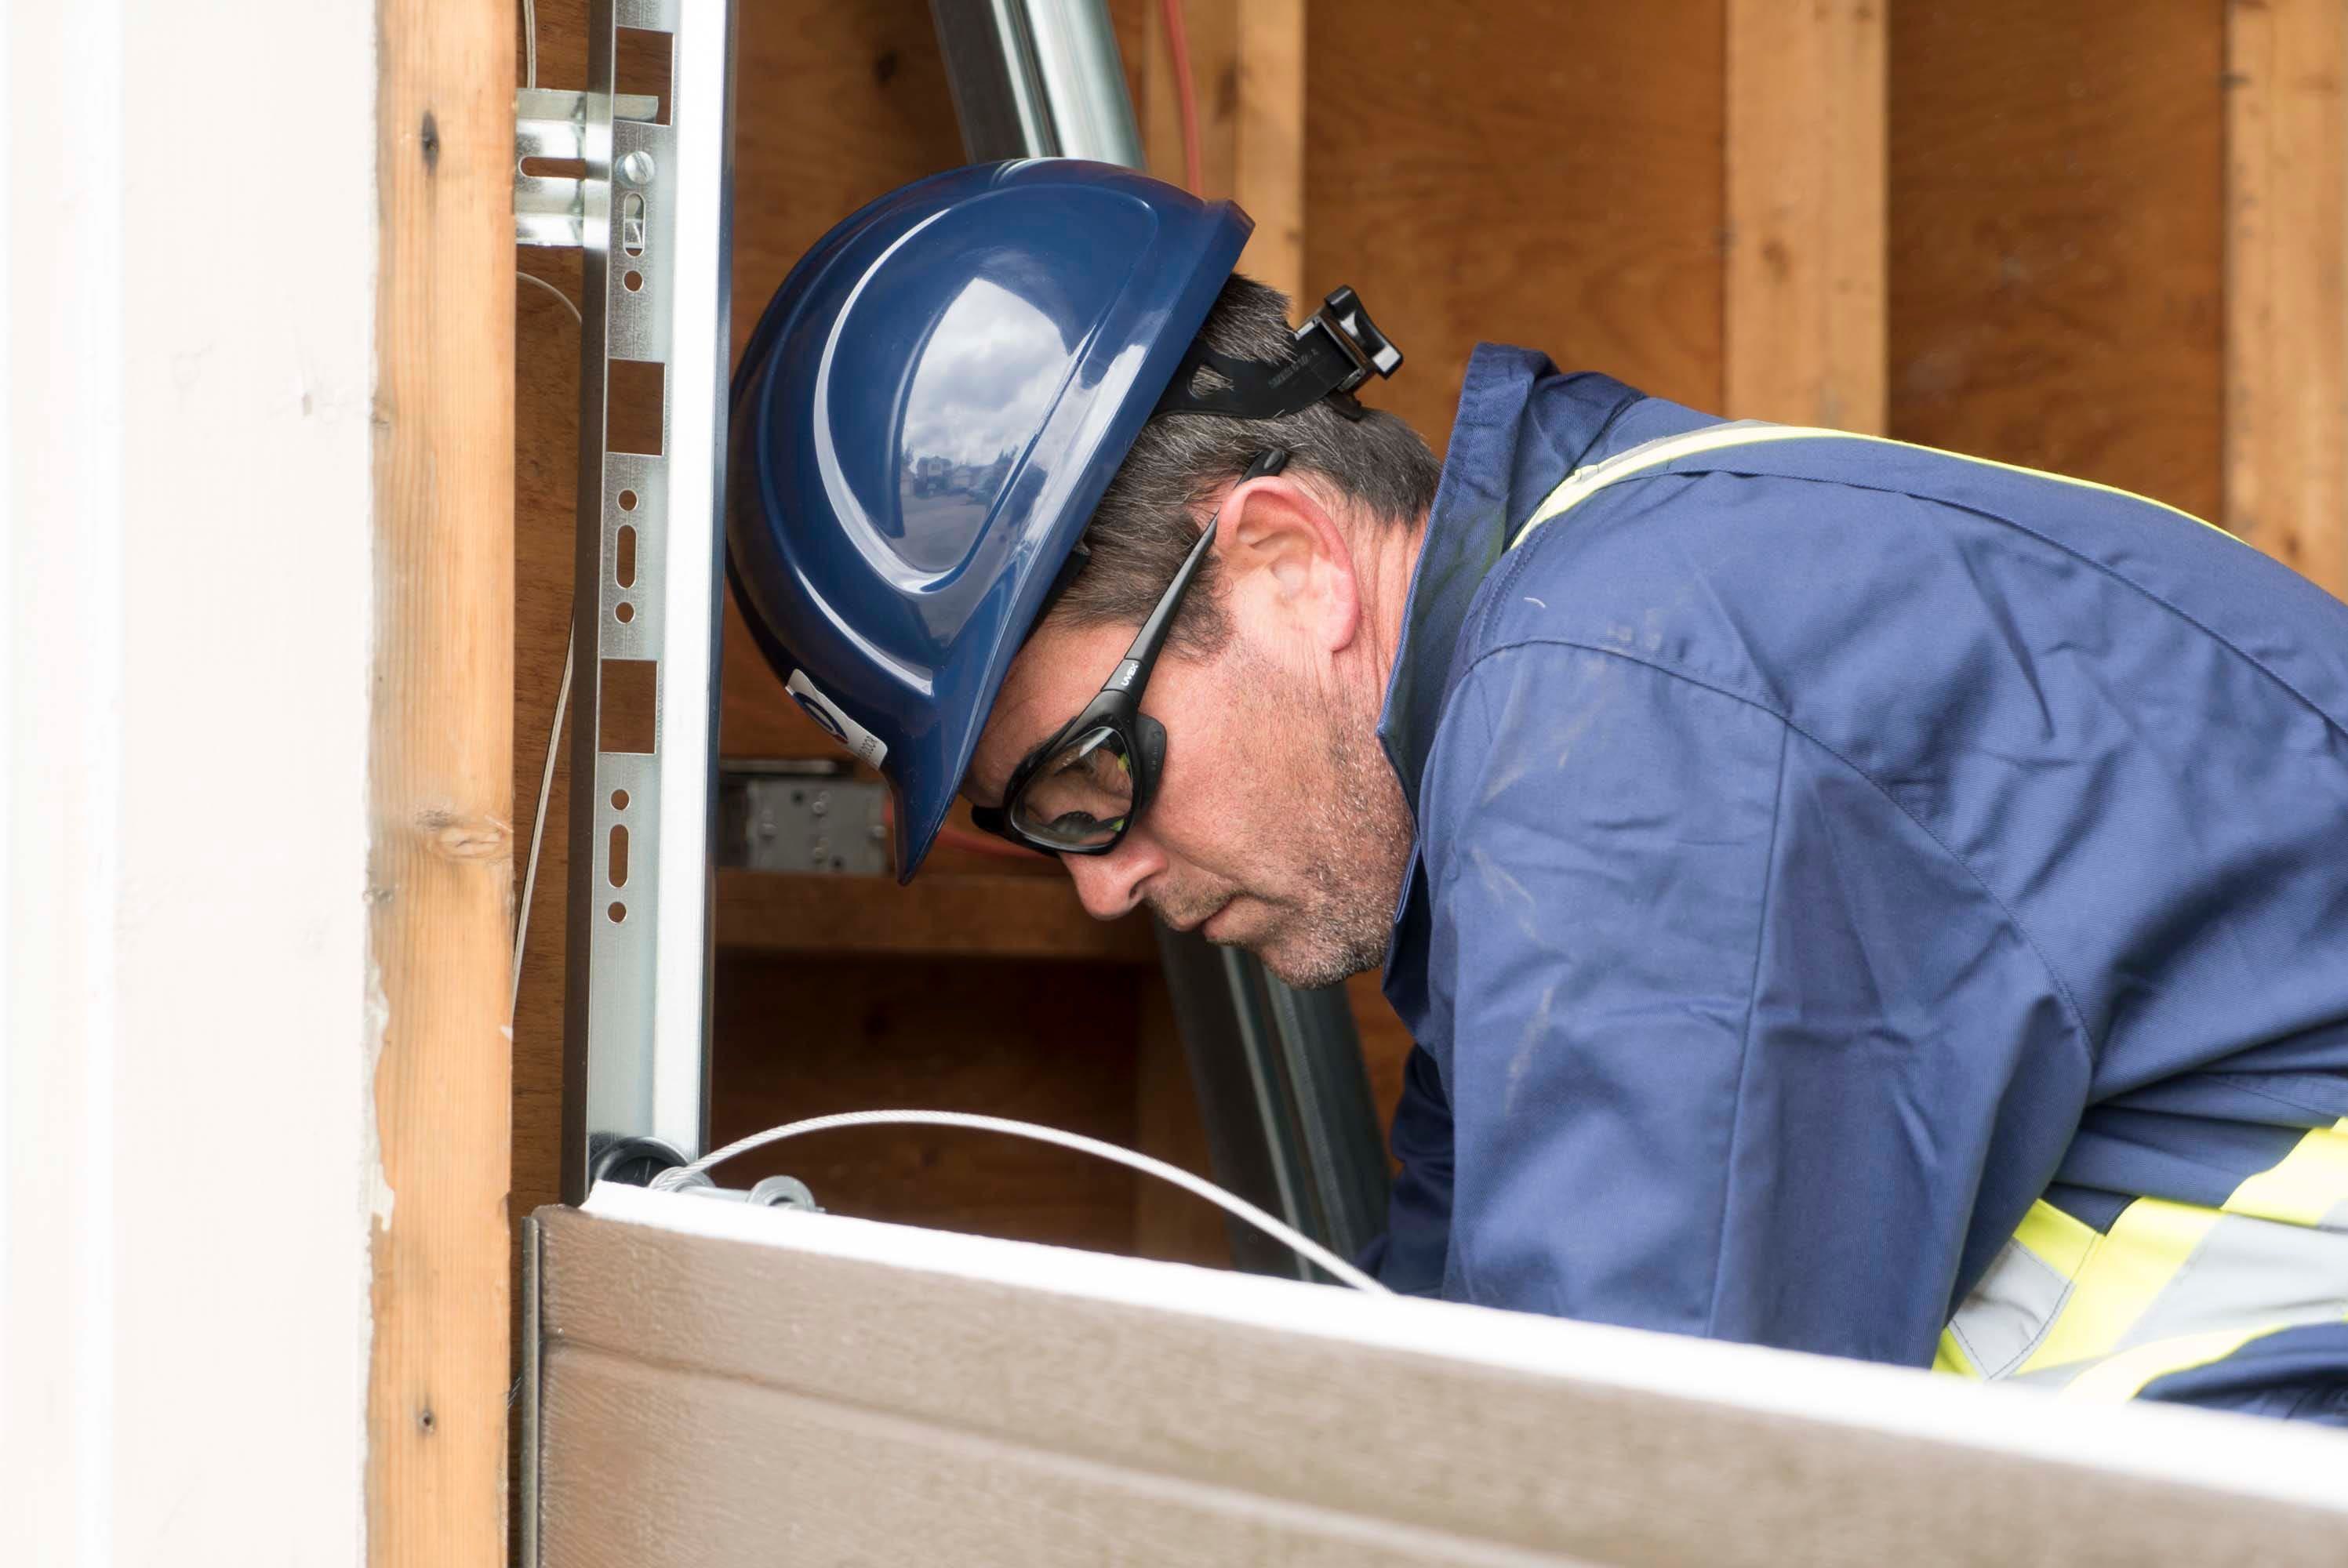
[{"x1": 1368, "y1": 345, "x2": 2348, "y2": 1421}]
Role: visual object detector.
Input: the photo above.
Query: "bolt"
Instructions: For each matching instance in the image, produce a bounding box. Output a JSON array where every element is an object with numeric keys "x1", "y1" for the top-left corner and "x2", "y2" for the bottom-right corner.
[
  {"x1": 868, "y1": 823, "x2": 886, "y2": 841},
  {"x1": 617, "y1": 149, "x2": 656, "y2": 186},
  {"x1": 810, "y1": 839, "x2": 831, "y2": 864},
  {"x1": 756, "y1": 814, "x2": 777, "y2": 839},
  {"x1": 810, "y1": 791, "x2": 830, "y2": 816}
]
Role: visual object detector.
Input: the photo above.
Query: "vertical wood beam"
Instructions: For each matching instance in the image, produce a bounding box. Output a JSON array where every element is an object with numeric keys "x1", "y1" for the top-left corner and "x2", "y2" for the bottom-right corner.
[
  {"x1": 1725, "y1": 0, "x2": 1887, "y2": 430},
  {"x1": 2225, "y1": 0, "x2": 2348, "y2": 597},
  {"x1": 369, "y1": 0, "x2": 516, "y2": 1561},
  {"x1": 1233, "y1": 1, "x2": 1306, "y2": 306},
  {"x1": 1143, "y1": 0, "x2": 1307, "y2": 303}
]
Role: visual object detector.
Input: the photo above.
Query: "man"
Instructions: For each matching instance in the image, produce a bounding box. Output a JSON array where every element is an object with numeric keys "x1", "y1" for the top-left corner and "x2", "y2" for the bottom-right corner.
[{"x1": 729, "y1": 160, "x2": 2348, "y2": 1423}]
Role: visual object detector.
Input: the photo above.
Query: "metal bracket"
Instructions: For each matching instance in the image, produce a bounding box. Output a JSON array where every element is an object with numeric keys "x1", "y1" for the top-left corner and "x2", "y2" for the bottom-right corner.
[
  {"x1": 533, "y1": 0, "x2": 736, "y2": 1207},
  {"x1": 718, "y1": 761, "x2": 889, "y2": 876},
  {"x1": 515, "y1": 89, "x2": 663, "y2": 249}
]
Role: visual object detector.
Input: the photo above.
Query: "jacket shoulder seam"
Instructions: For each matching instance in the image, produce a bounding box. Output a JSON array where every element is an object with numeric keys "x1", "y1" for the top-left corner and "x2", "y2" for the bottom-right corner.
[{"x1": 1706, "y1": 715, "x2": 1791, "y2": 1340}]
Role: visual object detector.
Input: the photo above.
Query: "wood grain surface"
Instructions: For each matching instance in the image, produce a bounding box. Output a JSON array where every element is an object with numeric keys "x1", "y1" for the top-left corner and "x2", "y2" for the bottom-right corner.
[
  {"x1": 1888, "y1": 0, "x2": 2226, "y2": 520},
  {"x1": 371, "y1": 0, "x2": 514, "y2": 1560},
  {"x1": 707, "y1": 954, "x2": 1154, "y2": 1254},
  {"x1": 1139, "y1": 0, "x2": 1307, "y2": 302},
  {"x1": 1306, "y1": 0, "x2": 1728, "y2": 446},
  {"x1": 715, "y1": 868, "x2": 1155, "y2": 961},
  {"x1": 1726, "y1": 0, "x2": 1886, "y2": 430},
  {"x1": 2224, "y1": 0, "x2": 2348, "y2": 598}
]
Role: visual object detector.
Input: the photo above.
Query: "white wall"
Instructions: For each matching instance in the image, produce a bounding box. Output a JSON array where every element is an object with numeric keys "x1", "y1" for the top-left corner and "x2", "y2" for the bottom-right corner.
[{"x1": 0, "y1": 3, "x2": 379, "y2": 1563}]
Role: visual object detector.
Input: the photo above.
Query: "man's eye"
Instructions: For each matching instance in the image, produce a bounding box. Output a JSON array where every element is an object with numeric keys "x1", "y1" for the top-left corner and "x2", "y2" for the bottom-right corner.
[{"x1": 1046, "y1": 810, "x2": 1125, "y2": 836}]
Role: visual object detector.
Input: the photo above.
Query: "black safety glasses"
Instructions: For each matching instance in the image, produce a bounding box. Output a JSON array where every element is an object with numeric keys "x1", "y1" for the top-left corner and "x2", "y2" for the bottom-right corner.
[{"x1": 972, "y1": 448, "x2": 1291, "y2": 855}]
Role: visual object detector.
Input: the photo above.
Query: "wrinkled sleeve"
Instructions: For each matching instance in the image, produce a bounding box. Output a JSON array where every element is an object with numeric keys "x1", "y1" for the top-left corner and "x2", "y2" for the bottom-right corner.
[{"x1": 1415, "y1": 642, "x2": 2088, "y2": 1365}]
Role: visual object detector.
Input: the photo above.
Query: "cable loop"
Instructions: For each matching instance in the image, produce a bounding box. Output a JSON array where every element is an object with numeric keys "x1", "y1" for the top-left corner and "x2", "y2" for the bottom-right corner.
[{"x1": 651, "y1": 1109, "x2": 1390, "y2": 1294}]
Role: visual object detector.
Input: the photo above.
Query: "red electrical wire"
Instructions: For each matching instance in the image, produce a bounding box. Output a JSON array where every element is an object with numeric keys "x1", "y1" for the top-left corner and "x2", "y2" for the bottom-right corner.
[{"x1": 1159, "y1": 0, "x2": 1205, "y2": 195}]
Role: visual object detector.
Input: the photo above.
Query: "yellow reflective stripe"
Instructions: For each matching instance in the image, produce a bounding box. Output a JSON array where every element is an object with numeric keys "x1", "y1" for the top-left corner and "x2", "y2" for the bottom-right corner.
[
  {"x1": 2015, "y1": 1199, "x2": 2219, "y2": 1374},
  {"x1": 1511, "y1": 423, "x2": 2237, "y2": 552},
  {"x1": 2223, "y1": 1118, "x2": 2348, "y2": 1228},
  {"x1": 2063, "y1": 1326, "x2": 2272, "y2": 1402},
  {"x1": 1516, "y1": 425, "x2": 1830, "y2": 543},
  {"x1": 1933, "y1": 1329, "x2": 1982, "y2": 1379},
  {"x1": 2012, "y1": 1197, "x2": 2099, "y2": 1279},
  {"x1": 2014, "y1": 1121, "x2": 2348, "y2": 1378},
  {"x1": 2062, "y1": 1315, "x2": 2348, "y2": 1403}
]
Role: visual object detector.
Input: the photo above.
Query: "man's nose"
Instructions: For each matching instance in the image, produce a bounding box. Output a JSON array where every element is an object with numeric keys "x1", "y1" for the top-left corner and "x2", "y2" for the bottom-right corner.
[{"x1": 1063, "y1": 836, "x2": 1161, "y2": 921}]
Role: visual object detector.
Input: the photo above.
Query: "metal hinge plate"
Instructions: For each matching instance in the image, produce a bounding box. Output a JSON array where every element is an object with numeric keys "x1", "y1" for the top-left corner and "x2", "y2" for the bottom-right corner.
[{"x1": 516, "y1": 87, "x2": 663, "y2": 249}]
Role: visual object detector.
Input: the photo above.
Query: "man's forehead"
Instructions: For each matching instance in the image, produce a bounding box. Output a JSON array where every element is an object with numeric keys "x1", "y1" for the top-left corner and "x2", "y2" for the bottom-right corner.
[{"x1": 965, "y1": 685, "x2": 1052, "y2": 802}]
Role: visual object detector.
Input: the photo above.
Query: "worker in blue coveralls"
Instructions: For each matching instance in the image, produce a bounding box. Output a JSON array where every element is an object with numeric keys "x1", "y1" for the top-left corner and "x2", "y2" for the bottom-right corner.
[{"x1": 728, "y1": 162, "x2": 2348, "y2": 1425}]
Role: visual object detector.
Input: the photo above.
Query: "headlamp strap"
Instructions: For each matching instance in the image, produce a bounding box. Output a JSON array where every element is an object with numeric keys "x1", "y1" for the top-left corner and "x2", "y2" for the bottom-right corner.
[{"x1": 1154, "y1": 286, "x2": 1403, "y2": 424}]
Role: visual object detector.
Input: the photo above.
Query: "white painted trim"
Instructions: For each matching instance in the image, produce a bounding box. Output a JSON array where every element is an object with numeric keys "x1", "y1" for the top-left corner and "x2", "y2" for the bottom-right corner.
[
  {"x1": 2, "y1": 2, "x2": 378, "y2": 1561},
  {"x1": 587, "y1": 1180, "x2": 2348, "y2": 1513}
]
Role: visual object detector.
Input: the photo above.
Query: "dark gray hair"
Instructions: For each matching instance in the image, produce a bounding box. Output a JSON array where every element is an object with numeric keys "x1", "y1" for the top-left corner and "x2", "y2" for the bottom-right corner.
[{"x1": 1051, "y1": 274, "x2": 1441, "y2": 653}]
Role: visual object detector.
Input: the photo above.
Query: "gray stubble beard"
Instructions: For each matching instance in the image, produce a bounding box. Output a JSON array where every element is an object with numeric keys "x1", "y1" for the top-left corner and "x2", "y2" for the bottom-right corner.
[{"x1": 1252, "y1": 692, "x2": 1415, "y2": 992}]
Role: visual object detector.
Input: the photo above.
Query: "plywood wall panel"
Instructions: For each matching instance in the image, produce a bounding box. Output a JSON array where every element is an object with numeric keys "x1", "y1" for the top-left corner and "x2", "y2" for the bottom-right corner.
[
  {"x1": 1306, "y1": 0, "x2": 1728, "y2": 451},
  {"x1": 1888, "y1": 1, "x2": 2226, "y2": 520},
  {"x1": 709, "y1": 954, "x2": 1151, "y2": 1254},
  {"x1": 2225, "y1": 0, "x2": 2348, "y2": 598}
]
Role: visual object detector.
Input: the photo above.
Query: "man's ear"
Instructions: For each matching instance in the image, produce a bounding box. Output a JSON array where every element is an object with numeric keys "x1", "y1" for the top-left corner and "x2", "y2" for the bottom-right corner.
[{"x1": 1213, "y1": 473, "x2": 1363, "y2": 654}]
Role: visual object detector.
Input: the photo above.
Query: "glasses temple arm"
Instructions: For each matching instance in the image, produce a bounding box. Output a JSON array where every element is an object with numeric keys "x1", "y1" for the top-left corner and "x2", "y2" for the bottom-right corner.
[{"x1": 1118, "y1": 449, "x2": 1289, "y2": 691}]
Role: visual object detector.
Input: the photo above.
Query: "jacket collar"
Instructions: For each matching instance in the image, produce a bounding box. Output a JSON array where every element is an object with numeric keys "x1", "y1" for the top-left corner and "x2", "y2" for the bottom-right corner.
[{"x1": 1374, "y1": 346, "x2": 1648, "y2": 811}]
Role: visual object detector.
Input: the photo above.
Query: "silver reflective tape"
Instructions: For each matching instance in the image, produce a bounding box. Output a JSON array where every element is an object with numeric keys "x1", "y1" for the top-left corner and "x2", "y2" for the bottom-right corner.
[
  {"x1": 1947, "y1": 1233, "x2": 2078, "y2": 1381},
  {"x1": 2007, "y1": 1211, "x2": 2348, "y2": 1391}
]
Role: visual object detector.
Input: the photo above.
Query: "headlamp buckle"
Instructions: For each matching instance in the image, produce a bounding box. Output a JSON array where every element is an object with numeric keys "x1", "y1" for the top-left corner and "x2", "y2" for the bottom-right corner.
[{"x1": 1154, "y1": 285, "x2": 1404, "y2": 423}]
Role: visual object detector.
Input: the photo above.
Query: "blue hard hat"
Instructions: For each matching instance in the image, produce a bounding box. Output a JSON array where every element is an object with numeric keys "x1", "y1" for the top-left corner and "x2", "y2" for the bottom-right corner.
[{"x1": 727, "y1": 159, "x2": 1251, "y2": 881}]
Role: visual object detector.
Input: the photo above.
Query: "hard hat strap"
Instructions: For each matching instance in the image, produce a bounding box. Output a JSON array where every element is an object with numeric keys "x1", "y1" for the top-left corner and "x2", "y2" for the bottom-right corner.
[{"x1": 1154, "y1": 287, "x2": 1403, "y2": 424}]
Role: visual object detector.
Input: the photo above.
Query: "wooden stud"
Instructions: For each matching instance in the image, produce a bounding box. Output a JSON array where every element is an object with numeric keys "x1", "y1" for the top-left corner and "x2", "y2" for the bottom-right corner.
[
  {"x1": 1725, "y1": 0, "x2": 1887, "y2": 431},
  {"x1": 1142, "y1": 0, "x2": 1235, "y2": 196},
  {"x1": 2225, "y1": 0, "x2": 2348, "y2": 597},
  {"x1": 1233, "y1": 0, "x2": 1306, "y2": 304},
  {"x1": 1143, "y1": 0, "x2": 1307, "y2": 303},
  {"x1": 369, "y1": 0, "x2": 515, "y2": 1561},
  {"x1": 1885, "y1": 2, "x2": 2226, "y2": 518}
]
